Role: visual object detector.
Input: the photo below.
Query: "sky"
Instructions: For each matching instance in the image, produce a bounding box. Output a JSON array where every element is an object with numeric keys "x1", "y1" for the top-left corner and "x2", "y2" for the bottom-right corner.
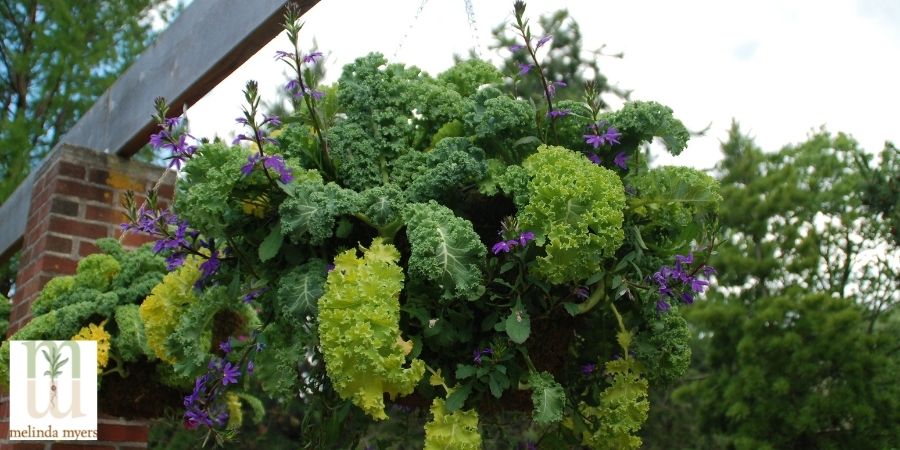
[{"x1": 186, "y1": 0, "x2": 900, "y2": 170}]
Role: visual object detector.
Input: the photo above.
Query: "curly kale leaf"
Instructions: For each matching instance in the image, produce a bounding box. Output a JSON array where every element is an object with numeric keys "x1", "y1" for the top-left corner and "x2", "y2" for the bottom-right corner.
[
  {"x1": 404, "y1": 201, "x2": 486, "y2": 301},
  {"x1": 255, "y1": 320, "x2": 310, "y2": 398},
  {"x1": 404, "y1": 137, "x2": 487, "y2": 203},
  {"x1": 318, "y1": 238, "x2": 425, "y2": 420},
  {"x1": 30, "y1": 275, "x2": 76, "y2": 315},
  {"x1": 359, "y1": 183, "x2": 407, "y2": 231},
  {"x1": 73, "y1": 253, "x2": 120, "y2": 291},
  {"x1": 630, "y1": 166, "x2": 722, "y2": 244},
  {"x1": 327, "y1": 121, "x2": 386, "y2": 191},
  {"x1": 139, "y1": 257, "x2": 202, "y2": 364},
  {"x1": 520, "y1": 145, "x2": 626, "y2": 283},
  {"x1": 530, "y1": 371, "x2": 566, "y2": 425},
  {"x1": 113, "y1": 304, "x2": 151, "y2": 363},
  {"x1": 600, "y1": 101, "x2": 690, "y2": 156},
  {"x1": 463, "y1": 86, "x2": 536, "y2": 162},
  {"x1": 554, "y1": 99, "x2": 594, "y2": 151},
  {"x1": 280, "y1": 178, "x2": 361, "y2": 245},
  {"x1": 424, "y1": 397, "x2": 483, "y2": 450},
  {"x1": 437, "y1": 58, "x2": 503, "y2": 98},
  {"x1": 276, "y1": 259, "x2": 327, "y2": 318},
  {"x1": 175, "y1": 143, "x2": 252, "y2": 236},
  {"x1": 581, "y1": 358, "x2": 649, "y2": 450},
  {"x1": 634, "y1": 311, "x2": 692, "y2": 385}
]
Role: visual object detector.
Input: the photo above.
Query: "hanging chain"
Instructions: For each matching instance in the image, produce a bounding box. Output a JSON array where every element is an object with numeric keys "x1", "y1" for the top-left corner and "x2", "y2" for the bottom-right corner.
[
  {"x1": 393, "y1": 0, "x2": 431, "y2": 59},
  {"x1": 463, "y1": 0, "x2": 482, "y2": 58}
]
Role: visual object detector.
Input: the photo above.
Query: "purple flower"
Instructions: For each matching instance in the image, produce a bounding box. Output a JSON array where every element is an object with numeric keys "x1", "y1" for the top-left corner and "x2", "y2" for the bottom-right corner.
[
  {"x1": 235, "y1": 116, "x2": 249, "y2": 125},
  {"x1": 491, "y1": 240, "x2": 516, "y2": 255},
  {"x1": 674, "y1": 253, "x2": 694, "y2": 268},
  {"x1": 247, "y1": 360, "x2": 254, "y2": 374},
  {"x1": 690, "y1": 277, "x2": 709, "y2": 293},
  {"x1": 243, "y1": 288, "x2": 266, "y2": 303},
  {"x1": 164, "y1": 116, "x2": 182, "y2": 129},
  {"x1": 198, "y1": 249, "x2": 220, "y2": 285},
  {"x1": 166, "y1": 253, "x2": 186, "y2": 271},
  {"x1": 262, "y1": 114, "x2": 281, "y2": 127},
  {"x1": 574, "y1": 287, "x2": 590, "y2": 299},
  {"x1": 284, "y1": 79, "x2": 300, "y2": 93},
  {"x1": 702, "y1": 265, "x2": 717, "y2": 277},
  {"x1": 547, "y1": 108, "x2": 571, "y2": 118},
  {"x1": 657, "y1": 299, "x2": 671, "y2": 313},
  {"x1": 518, "y1": 63, "x2": 534, "y2": 76},
  {"x1": 584, "y1": 134, "x2": 604, "y2": 149},
  {"x1": 581, "y1": 363, "x2": 597, "y2": 375},
  {"x1": 232, "y1": 134, "x2": 250, "y2": 145},
  {"x1": 509, "y1": 43, "x2": 524, "y2": 52},
  {"x1": 473, "y1": 349, "x2": 483, "y2": 364},
  {"x1": 614, "y1": 152, "x2": 629, "y2": 170},
  {"x1": 681, "y1": 291, "x2": 695, "y2": 304},
  {"x1": 518, "y1": 231, "x2": 535, "y2": 246},
  {"x1": 262, "y1": 155, "x2": 294, "y2": 183},
  {"x1": 219, "y1": 340, "x2": 232, "y2": 354},
  {"x1": 603, "y1": 126, "x2": 622, "y2": 145},
  {"x1": 221, "y1": 362, "x2": 240, "y2": 385},
  {"x1": 587, "y1": 153, "x2": 602, "y2": 165},
  {"x1": 274, "y1": 50, "x2": 294, "y2": 61},
  {"x1": 546, "y1": 80, "x2": 567, "y2": 97},
  {"x1": 326, "y1": 263, "x2": 335, "y2": 273},
  {"x1": 241, "y1": 153, "x2": 261, "y2": 176},
  {"x1": 149, "y1": 131, "x2": 168, "y2": 149},
  {"x1": 303, "y1": 51, "x2": 323, "y2": 64},
  {"x1": 535, "y1": 34, "x2": 553, "y2": 49}
]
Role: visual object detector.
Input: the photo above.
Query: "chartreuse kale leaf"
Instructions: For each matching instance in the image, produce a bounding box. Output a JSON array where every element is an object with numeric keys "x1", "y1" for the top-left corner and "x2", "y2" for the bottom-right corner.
[
  {"x1": 529, "y1": 371, "x2": 566, "y2": 425},
  {"x1": 519, "y1": 145, "x2": 626, "y2": 283},
  {"x1": 580, "y1": 358, "x2": 649, "y2": 450},
  {"x1": 279, "y1": 177, "x2": 361, "y2": 245},
  {"x1": 600, "y1": 101, "x2": 690, "y2": 156},
  {"x1": 404, "y1": 201, "x2": 487, "y2": 301},
  {"x1": 424, "y1": 397, "x2": 483, "y2": 450},
  {"x1": 139, "y1": 256, "x2": 202, "y2": 364},
  {"x1": 630, "y1": 166, "x2": 722, "y2": 242},
  {"x1": 318, "y1": 238, "x2": 425, "y2": 420}
]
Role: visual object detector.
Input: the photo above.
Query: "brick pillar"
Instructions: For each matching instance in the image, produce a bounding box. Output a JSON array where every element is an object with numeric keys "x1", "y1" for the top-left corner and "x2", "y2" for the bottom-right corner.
[{"x1": 1, "y1": 144, "x2": 175, "y2": 449}]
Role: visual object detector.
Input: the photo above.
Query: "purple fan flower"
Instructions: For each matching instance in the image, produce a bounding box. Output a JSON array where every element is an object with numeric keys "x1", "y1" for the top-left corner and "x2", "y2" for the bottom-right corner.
[
  {"x1": 219, "y1": 340, "x2": 232, "y2": 354},
  {"x1": 491, "y1": 240, "x2": 516, "y2": 255},
  {"x1": 261, "y1": 114, "x2": 281, "y2": 127},
  {"x1": 535, "y1": 34, "x2": 553, "y2": 49},
  {"x1": 221, "y1": 362, "x2": 240, "y2": 385},
  {"x1": 690, "y1": 277, "x2": 709, "y2": 293},
  {"x1": 587, "y1": 152, "x2": 602, "y2": 165},
  {"x1": 518, "y1": 231, "x2": 535, "y2": 246},
  {"x1": 274, "y1": 50, "x2": 294, "y2": 61},
  {"x1": 247, "y1": 360, "x2": 254, "y2": 374},
  {"x1": 262, "y1": 155, "x2": 294, "y2": 183},
  {"x1": 675, "y1": 253, "x2": 694, "y2": 268},
  {"x1": 547, "y1": 108, "x2": 571, "y2": 118},
  {"x1": 614, "y1": 152, "x2": 629, "y2": 170},
  {"x1": 326, "y1": 263, "x2": 335, "y2": 273},
  {"x1": 575, "y1": 287, "x2": 590, "y2": 299},
  {"x1": 509, "y1": 43, "x2": 524, "y2": 52},
  {"x1": 303, "y1": 51, "x2": 323, "y2": 64},
  {"x1": 241, "y1": 153, "x2": 260, "y2": 176},
  {"x1": 546, "y1": 80, "x2": 567, "y2": 97},
  {"x1": 235, "y1": 116, "x2": 249, "y2": 125},
  {"x1": 603, "y1": 126, "x2": 622, "y2": 145},
  {"x1": 232, "y1": 134, "x2": 250, "y2": 145},
  {"x1": 657, "y1": 299, "x2": 671, "y2": 313},
  {"x1": 284, "y1": 79, "x2": 300, "y2": 93},
  {"x1": 149, "y1": 131, "x2": 168, "y2": 149},
  {"x1": 702, "y1": 265, "x2": 717, "y2": 277},
  {"x1": 681, "y1": 291, "x2": 695, "y2": 304},
  {"x1": 165, "y1": 253, "x2": 186, "y2": 271},
  {"x1": 243, "y1": 288, "x2": 266, "y2": 303},
  {"x1": 584, "y1": 134, "x2": 604, "y2": 149},
  {"x1": 164, "y1": 116, "x2": 181, "y2": 129},
  {"x1": 198, "y1": 249, "x2": 220, "y2": 282},
  {"x1": 473, "y1": 349, "x2": 484, "y2": 364},
  {"x1": 518, "y1": 63, "x2": 534, "y2": 76},
  {"x1": 582, "y1": 363, "x2": 597, "y2": 375}
]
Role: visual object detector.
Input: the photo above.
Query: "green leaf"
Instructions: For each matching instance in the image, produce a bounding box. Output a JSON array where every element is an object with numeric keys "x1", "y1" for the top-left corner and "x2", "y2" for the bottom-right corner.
[
  {"x1": 513, "y1": 136, "x2": 541, "y2": 148},
  {"x1": 505, "y1": 304, "x2": 531, "y2": 344},
  {"x1": 258, "y1": 221, "x2": 283, "y2": 262},
  {"x1": 563, "y1": 302, "x2": 582, "y2": 317},
  {"x1": 529, "y1": 371, "x2": 566, "y2": 425},
  {"x1": 488, "y1": 373, "x2": 503, "y2": 398},
  {"x1": 445, "y1": 383, "x2": 472, "y2": 412},
  {"x1": 456, "y1": 364, "x2": 476, "y2": 380}
]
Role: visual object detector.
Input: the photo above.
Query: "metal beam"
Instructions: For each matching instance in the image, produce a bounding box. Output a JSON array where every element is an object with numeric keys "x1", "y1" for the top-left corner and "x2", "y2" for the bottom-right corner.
[{"x1": 0, "y1": 0, "x2": 323, "y2": 258}]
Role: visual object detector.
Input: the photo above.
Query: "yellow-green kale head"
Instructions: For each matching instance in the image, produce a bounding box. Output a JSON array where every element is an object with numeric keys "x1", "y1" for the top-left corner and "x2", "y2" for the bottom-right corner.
[
  {"x1": 519, "y1": 145, "x2": 626, "y2": 284},
  {"x1": 317, "y1": 238, "x2": 425, "y2": 420}
]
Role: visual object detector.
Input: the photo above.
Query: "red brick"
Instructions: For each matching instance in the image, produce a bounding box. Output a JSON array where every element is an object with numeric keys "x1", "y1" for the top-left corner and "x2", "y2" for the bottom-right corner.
[
  {"x1": 45, "y1": 235, "x2": 73, "y2": 254},
  {"x1": 97, "y1": 423, "x2": 148, "y2": 442},
  {"x1": 77, "y1": 241, "x2": 100, "y2": 257},
  {"x1": 48, "y1": 217, "x2": 109, "y2": 240},
  {"x1": 0, "y1": 443, "x2": 46, "y2": 450},
  {"x1": 117, "y1": 447, "x2": 148, "y2": 450},
  {"x1": 87, "y1": 169, "x2": 109, "y2": 185},
  {"x1": 50, "y1": 445, "x2": 115, "y2": 450},
  {"x1": 55, "y1": 179, "x2": 112, "y2": 203},
  {"x1": 50, "y1": 198, "x2": 79, "y2": 217},
  {"x1": 84, "y1": 206, "x2": 124, "y2": 224},
  {"x1": 37, "y1": 254, "x2": 78, "y2": 275},
  {"x1": 57, "y1": 161, "x2": 86, "y2": 180},
  {"x1": 117, "y1": 232, "x2": 154, "y2": 249}
]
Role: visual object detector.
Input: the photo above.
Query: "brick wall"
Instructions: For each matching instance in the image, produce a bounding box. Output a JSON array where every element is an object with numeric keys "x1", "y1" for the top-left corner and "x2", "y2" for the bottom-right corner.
[{"x1": 1, "y1": 144, "x2": 175, "y2": 449}]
